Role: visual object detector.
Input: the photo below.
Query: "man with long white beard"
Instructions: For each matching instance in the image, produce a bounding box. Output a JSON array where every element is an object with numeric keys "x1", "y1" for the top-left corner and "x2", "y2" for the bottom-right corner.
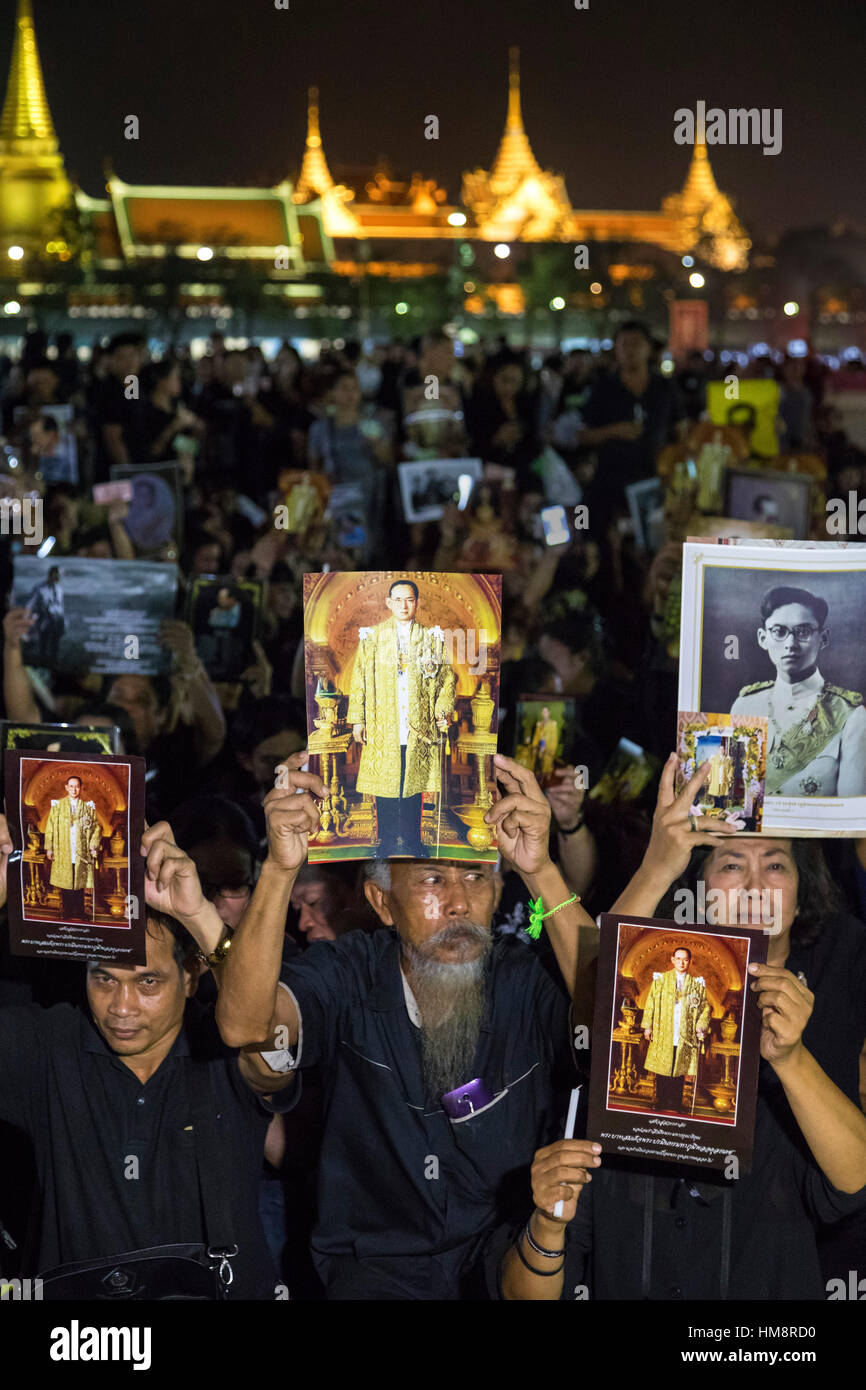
[{"x1": 216, "y1": 750, "x2": 597, "y2": 1300}]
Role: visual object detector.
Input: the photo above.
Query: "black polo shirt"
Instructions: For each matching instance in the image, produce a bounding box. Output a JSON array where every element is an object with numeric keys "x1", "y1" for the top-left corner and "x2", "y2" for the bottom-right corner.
[
  {"x1": 279, "y1": 928, "x2": 572, "y2": 1299},
  {"x1": 0, "y1": 998, "x2": 297, "y2": 1299}
]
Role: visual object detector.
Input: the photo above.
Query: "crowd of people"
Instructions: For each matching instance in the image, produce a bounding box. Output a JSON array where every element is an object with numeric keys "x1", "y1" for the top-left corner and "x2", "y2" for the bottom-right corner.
[{"x1": 0, "y1": 318, "x2": 864, "y2": 1303}]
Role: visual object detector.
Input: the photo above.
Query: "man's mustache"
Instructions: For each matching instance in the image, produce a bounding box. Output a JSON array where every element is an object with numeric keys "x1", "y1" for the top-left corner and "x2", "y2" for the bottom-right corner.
[{"x1": 423, "y1": 921, "x2": 490, "y2": 952}]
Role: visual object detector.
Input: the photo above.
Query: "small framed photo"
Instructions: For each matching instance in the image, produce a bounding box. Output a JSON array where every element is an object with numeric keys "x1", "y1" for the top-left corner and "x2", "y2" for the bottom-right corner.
[
  {"x1": 724, "y1": 467, "x2": 812, "y2": 540},
  {"x1": 0, "y1": 722, "x2": 121, "y2": 801},
  {"x1": 187, "y1": 574, "x2": 264, "y2": 682},
  {"x1": 588, "y1": 738, "x2": 659, "y2": 806},
  {"x1": 587, "y1": 914, "x2": 768, "y2": 1173},
  {"x1": 110, "y1": 461, "x2": 183, "y2": 554},
  {"x1": 398, "y1": 458, "x2": 482, "y2": 523},
  {"x1": 676, "y1": 712, "x2": 768, "y2": 832},
  {"x1": 513, "y1": 695, "x2": 576, "y2": 787},
  {"x1": 4, "y1": 750, "x2": 148, "y2": 965},
  {"x1": 625, "y1": 478, "x2": 665, "y2": 551}
]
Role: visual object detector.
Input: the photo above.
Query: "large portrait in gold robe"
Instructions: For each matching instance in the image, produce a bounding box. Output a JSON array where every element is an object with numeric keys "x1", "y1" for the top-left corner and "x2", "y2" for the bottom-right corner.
[{"x1": 303, "y1": 571, "x2": 502, "y2": 862}]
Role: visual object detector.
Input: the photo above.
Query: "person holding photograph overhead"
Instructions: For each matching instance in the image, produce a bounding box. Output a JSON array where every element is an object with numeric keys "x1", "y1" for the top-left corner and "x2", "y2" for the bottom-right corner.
[
  {"x1": 44, "y1": 774, "x2": 103, "y2": 921},
  {"x1": 731, "y1": 586, "x2": 866, "y2": 797}
]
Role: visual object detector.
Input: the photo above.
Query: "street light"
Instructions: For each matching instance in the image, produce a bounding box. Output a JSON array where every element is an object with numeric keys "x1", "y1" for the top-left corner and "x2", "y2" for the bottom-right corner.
[
  {"x1": 447, "y1": 211, "x2": 467, "y2": 227},
  {"x1": 681, "y1": 255, "x2": 694, "y2": 268},
  {"x1": 493, "y1": 243, "x2": 511, "y2": 259},
  {"x1": 7, "y1": 246, "x2": 24, "y2": 262},
  {"x1": 589, "y1": 282, "x2": 602, "y2": 295},
  {"x1": 783, "y1": 301, "x2": 799, "y2": 316},
  {"x1": 395, "y1": 301, "x2": 409, "y2": 315},
  {"x1": 3, "y1": 301, "x2": 21, "y2": 314},
  {"x1": 196, "y1": 246, "x2": 214, "y2": 261},
  {"x1": 689, "y1": 271, "x2": 706, "y2": 289},
  {"x1": 549, "y1": 296, "x2": 566, "y2": 311}
]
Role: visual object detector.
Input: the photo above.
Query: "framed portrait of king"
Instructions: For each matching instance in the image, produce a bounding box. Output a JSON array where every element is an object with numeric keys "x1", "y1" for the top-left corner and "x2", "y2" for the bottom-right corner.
[
  {"x1": 4, "y1": 749, "x2": 147, "y2": 965},
  {"x1": 587, "y1": 914, "x2": 768, "y2": 1173},
  {"x1": 302, "y1": 571, "x2": 502, "y2": 862},
  {"x1": 678, "y1": 540, "x2": 866, "y2": 835}
]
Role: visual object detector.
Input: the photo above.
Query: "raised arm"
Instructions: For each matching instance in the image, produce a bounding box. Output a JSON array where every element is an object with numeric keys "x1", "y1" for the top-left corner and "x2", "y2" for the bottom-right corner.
[
  {"x1": 3, "y1": 609, "x2": 41, "y2": 724},
  {"x1": 610, "y1": 753, "x2": 738, "y2": 919},
  {"x1": 216, "y1": 751, "x2": 325, "y2": 1051},
  {"x1": 484, "y1": 754, "x2": 601, "y2": 999}
]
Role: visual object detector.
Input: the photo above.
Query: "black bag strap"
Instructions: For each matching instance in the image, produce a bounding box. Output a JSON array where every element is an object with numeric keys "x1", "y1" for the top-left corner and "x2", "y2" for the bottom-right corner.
[{"x1": 185, "y1": 1057, "x2": 238, "y2": 1287}]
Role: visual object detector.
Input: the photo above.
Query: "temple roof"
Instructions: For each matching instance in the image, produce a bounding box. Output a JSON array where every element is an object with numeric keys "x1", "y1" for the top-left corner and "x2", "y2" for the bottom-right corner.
[{"x1": 0, "y1": 0, "x2": 57, "y2": 147}]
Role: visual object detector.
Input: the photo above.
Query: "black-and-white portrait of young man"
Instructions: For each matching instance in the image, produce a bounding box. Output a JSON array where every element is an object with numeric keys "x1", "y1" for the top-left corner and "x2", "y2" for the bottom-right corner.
[{"x1": 721, "y1": 583, "x2": 866, "y2": 797}]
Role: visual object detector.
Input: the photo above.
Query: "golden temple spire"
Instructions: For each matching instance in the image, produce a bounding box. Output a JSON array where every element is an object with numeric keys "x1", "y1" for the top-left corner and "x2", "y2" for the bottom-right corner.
[
  {"x1": 293, "y1": 86, "x2": 335, "y2": 202},
  {"x1": 0, "y1": 0, "x2": 57, "y2": 147},
  {"x1": 679, "y1": 140, "x2": 721, "y2": 209},
  {"x1": 489, "y1": 46, "x2": 544, "y2": 194},
  {"x1": 506, "y1": 44, "x2": 523, "y2": 131}
]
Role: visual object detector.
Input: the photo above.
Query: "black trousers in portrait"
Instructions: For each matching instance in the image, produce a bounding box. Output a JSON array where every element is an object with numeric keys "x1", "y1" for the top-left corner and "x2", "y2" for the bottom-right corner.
[
  {"x1": 654, "y1": 1072, "x2": 686, "y2": 1112},
  {"x1": 375, "y1": 746, "x2": 423, "y2": 857},
  {"x1": 59, "y1": 887, "x2": 87, "y2": 921}
]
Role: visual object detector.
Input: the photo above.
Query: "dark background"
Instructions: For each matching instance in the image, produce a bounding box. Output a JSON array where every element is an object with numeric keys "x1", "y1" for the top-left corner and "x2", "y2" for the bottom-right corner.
[
  {"x1": 7, "y1": 0, "x2": 866, "y2": 236},
  {"x1": 699, "y1": 562, "x2": 866, "y2": 711}
]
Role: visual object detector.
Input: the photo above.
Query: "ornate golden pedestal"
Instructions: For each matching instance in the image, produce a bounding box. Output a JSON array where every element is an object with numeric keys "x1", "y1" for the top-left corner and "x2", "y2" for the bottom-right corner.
[
  {"x1": 611, "y1": 1024, "x2": 644, "y2": 1094},
  {"x1": 453, "y1": 679, "x2": 497, "y2": 851}
]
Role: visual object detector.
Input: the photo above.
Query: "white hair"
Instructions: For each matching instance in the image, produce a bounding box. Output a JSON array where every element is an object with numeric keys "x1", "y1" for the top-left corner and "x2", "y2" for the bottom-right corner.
[{"x1": 363, "y1": 859, "x2": 392, "y2": 891}]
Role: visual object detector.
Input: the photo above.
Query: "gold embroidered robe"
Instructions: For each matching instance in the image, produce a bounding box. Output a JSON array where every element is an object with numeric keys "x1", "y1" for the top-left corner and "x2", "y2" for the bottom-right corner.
[
  {"x1": 44, "y1": 796, "x2": 102, "y2": 891},
  {"x1": 642, "y1": 969, "x2": 710, "y2": 1078},
  {"x1": 347, "y1": 617, "x2": 457, "y2": 797}
]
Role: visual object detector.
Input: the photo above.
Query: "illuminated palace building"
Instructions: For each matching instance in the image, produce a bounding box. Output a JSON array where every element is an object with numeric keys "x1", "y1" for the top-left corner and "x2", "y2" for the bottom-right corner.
[{"x1": 0, "y1": 0, "x2": 861, "y2": 350}]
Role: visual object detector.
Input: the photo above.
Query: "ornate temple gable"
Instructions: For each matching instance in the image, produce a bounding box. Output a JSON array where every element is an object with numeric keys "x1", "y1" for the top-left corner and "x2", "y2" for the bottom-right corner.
[
  {"x1": 662, "y1": 141, "x2": 751, "y2": 270},
  {"x1": 461, "y1": 47, "x2": 573, "y2": 242},
  {"x1": 0, "y1": 0, "x2": 71, "y2": 242}
]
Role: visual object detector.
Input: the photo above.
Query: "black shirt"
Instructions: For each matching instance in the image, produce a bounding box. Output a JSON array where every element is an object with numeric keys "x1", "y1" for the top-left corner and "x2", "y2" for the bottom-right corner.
[
  {"x1": 487, "y1": 911, "x2": 866, "y2": 1300},
  {"x1": 280, "y1": 928, "x2": 571, "y2": 1299},
  {"x1": 0, "y1": 997, "x2": 298, "y2": 1298},
  {"x1": 582, "y1": 369, "x2": 685, "y2": 493}
]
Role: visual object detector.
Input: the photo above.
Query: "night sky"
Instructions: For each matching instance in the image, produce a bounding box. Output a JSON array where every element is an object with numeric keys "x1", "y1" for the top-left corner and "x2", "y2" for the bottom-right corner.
[{"x1": 5, "y1": 0, "x2": 865, "y2": 239}]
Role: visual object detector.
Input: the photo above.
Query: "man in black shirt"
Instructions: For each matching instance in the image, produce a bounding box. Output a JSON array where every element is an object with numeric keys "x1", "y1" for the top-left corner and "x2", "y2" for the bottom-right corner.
[
  {"x1": 217, "y1": 751, "x2": 599, "y2": 1299},
  {"x1": 0, "y1": 819, "x2": 297, "y2": 1299},
  {"x1": 89, "y1": 333, "x2": 147, "y2": 483},
  {"x1": 581, "y1": 320, "x2": 686, "y2": 534}
]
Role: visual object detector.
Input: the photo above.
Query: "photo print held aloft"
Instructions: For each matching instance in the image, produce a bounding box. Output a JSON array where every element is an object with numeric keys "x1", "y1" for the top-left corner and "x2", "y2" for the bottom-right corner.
[
  {"x1": 513, "y1": 694, "x2": 576, "y2": 788},
  {"x1": 587, "y1": 914, "x2": 768, "y2": 1173},
  {"x1": 4, "y1": 749, "x2": 147, "y2": 966},
  {"x1": 676, "y1": 711, "x2": 768, "y2": 833},
  {"x1": 678, "y1": 540, "x2": 866, "y2": 835},
  {"x1": 303, "y1": 571, "x2": 502, "y2": 862}
]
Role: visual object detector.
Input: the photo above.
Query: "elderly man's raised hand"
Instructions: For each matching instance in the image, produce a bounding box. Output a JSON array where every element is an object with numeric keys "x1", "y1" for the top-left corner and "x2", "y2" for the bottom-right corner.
[{"x1": 484, "y1": 754, "x2": 552, "y2": 876}]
